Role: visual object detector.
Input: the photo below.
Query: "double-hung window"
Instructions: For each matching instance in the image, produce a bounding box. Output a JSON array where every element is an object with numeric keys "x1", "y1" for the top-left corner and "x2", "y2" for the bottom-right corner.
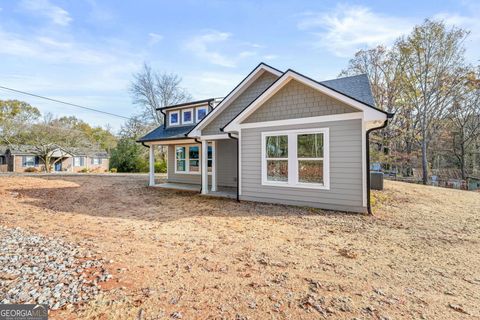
[
  {"x1": 23, "y1": 156, "x2": 37, "y2": 167},
  {"x1": 175, "y1": 144, "x2": 213, "y2": 174},
  {"x1": 196, "y1": 106, "x2": 208, "y2": 121},
  {"x1": 169, "y1": 111, "x2": 179, "y2": 126},
  {"x1": 262, "y1": 128, "x2": 329, "y2": 189},
  {"x1": 182, "y1": 108, "x2": 193, "y2": 124},
  {"x1": 74, "y1": 156, "x2": 85, "y2": 167}
]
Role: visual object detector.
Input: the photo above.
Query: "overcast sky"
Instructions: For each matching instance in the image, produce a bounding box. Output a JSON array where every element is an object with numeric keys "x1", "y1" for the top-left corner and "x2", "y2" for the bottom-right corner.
[{"x1": 0, "y1": 0, "x2": 479, "y2": 131}]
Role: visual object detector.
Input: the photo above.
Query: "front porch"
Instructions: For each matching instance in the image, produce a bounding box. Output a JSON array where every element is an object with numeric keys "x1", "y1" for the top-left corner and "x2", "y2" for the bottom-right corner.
[
  {"x1": 146, "y1": 135, "x2": 238, "y2": 199},
  {"x1": 153, "y1": 182, "x2": 237, "y2": 199}
]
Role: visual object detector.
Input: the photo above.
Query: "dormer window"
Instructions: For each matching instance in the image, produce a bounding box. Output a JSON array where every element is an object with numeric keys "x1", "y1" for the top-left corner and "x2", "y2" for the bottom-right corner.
[
  {"x1": 196, "y1": 106, "x2": 208, "y2": 121},
  {"x1": 182, "y1": 108, "x2": 193, "y2": 124},
  {"x1": 170, "y1": 111, "x2": 179, "y2": 126}
]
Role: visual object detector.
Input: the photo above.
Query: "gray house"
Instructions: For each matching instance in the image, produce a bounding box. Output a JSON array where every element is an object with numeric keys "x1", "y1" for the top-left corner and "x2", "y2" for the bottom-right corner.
[{"x1": 138, "y1": 63, "x2": 392, "y2": 213}]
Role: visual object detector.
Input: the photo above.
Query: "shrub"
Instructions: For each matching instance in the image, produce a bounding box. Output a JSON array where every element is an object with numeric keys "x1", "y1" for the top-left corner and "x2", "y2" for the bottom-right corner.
[
  {"x1": 80, "y1": 168, "x2": 89, "y2": 173},
  {"x1": 155, "y1": 160, "x2": 167, "y2": 173},
  {"x1": 24, "y1": 167, "x2": 37, "y2": 173},
  {"x1": 110, "y1": 168, "x2": 117, "y2": 173}
]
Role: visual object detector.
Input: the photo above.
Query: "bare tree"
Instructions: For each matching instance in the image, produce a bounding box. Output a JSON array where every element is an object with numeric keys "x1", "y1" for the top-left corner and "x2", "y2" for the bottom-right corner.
[
  {"x1": 130, "y1": 63, "x2": 192, "y2": 125},
  {"x1": 449, "y1": 69, "x2": 480, "y2": 179},
  {"x1": 397, "y1": 19, "x2": 469, "y2": 184}
]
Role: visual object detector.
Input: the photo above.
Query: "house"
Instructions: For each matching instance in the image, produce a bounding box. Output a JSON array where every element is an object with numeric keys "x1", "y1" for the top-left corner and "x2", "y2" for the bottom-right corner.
[
  {"x1": 137, "y1": 63, "x2": 393, "y2": 213},
  {"x1": 0, "y1": 145, "x2": 109, "y2": 173}
]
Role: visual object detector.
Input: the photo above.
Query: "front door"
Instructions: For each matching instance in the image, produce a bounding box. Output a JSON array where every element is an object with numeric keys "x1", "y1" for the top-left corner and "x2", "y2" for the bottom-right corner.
[{"x1": 54, "y1": 161, "x2": 62, "y2": 172}]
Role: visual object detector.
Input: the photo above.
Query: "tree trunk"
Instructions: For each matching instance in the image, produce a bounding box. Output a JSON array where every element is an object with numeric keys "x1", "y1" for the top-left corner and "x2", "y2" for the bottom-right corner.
[
  {"x1": 421, "y1": 131, "x2": 428, "y2": 185},
  {"x1": 460, "y1": 142, "x2": 466, "y2": 180}
]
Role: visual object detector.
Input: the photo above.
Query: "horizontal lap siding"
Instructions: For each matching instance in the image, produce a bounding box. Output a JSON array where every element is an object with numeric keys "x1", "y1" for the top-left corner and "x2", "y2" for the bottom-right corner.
[
  {"x1": 240, "y1": 119, "x2": 365, "y2": 212},
  {"x1": 167, "y1": 144, "x2": 202, "y2": 184},
  {"x1": 216, "y1": 139, "x2": 237, "y2": 187},
  {"x1": 167, "y1": 142, "x2": 235, "y2": 187}
]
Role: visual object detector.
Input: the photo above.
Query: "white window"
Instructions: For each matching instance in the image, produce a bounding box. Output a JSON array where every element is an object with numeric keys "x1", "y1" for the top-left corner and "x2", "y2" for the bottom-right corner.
[
  {"x1": 92, "y1": 158, "x2": 101, "y2": 165},
  {"x1": 74, "y1": 156, "x2": 85, "y2": 167},
  {"x1": 175, "y1": 144, "x2": 213, "y2": 174},
  {"x1": 182, "y1": 108, "x2": 193, "y2": 124},
  {"x1": 261, "y1": 128, "x2": 329, "y2": 189},
  {"x1": 169, "y1": 110, "x2": 179, "y2": 126},
  {"x1": 23, "y1": 156, "x2": 36, "y2": 167},
  {"x1": 196, "y1": 106, "x2": 208, "y2": 122}
]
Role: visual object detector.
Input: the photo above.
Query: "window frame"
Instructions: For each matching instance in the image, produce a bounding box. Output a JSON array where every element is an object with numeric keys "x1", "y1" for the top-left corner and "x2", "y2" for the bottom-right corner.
[
  {"x1": 73, "y1": 156, "x2": 85, "y2": 167},
  {"x1": 23, "y1": 155, "x2": 37, "y2": 168},
  {"x1": 174, "y1": 144, "x2": 213, "y2": 175},
  {"x1": 261, "y1": 128, "x2": 330, "y2": 190},
  {"x1": 169, "y1": 110, "x2": 180, "y2": 126},
  {"x1": 182, "y1": 108, "x2": 194, "y2": 125},
  {"x1": 196, "y1": 106, "x2": 208, "y2": 122}
]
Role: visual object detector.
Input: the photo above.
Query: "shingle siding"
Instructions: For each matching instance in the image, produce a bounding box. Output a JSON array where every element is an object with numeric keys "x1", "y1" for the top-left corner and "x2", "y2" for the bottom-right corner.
[
  {"x1": 202, "y1": 71, "x2": 279, "y2": 135},
  {"x1": 243, "y1": 79, "x2": 358, "y2": 123},
  {"x1": 240, "y1": 119, "x2": 365, "y2": 213}
]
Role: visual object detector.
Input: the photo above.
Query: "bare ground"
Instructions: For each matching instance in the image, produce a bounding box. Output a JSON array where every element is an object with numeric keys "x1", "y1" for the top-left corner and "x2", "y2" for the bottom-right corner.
[{"x1": 0, "y1": 175, "x2": 479, "y2": 319}]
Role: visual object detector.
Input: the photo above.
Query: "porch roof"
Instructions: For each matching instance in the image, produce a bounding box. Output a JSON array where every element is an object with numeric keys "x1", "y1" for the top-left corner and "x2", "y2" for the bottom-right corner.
[{"x1": 137, "y1": 124, "x2": 195, "y2": 143}]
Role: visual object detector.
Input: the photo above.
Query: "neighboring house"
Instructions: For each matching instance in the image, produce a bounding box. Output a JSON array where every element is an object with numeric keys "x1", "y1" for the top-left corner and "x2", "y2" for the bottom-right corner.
[
  {"x1": 138, "y1": 63, "x2": 393, "y2": 213},
  {"x1": 0, "y1": 145, "x2": 109, "y2": 173}
]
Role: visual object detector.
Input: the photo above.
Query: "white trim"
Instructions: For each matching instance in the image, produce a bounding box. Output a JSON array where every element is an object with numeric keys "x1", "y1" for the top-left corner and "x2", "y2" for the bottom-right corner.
[
  {"x1": 223, "y1": 71, "x2": 387, "y2": 132},
  {"x1": 182, "y1": 108, "x2": 194, "y2": 125},
  {"x1": 174, "y1": 144, "x2": 201, "y2": 175},
  {"x1": 199, "y1": 134, "x2": 230, "y2": 141},
  {"x1": 188, "y1": 64, "x2": 283, "y2": 137},
  {"x1": 196, "y1": 106, "x2": 208, "y2": 122},
  {"x1": 361, "y1": 117, "x2": 367, "y2": 207},
  {"x1": 238, "y1": 129, "x2": 242, "y2": 196},
  {"x1": 169, "y1": 110, "x2": 180, "y2": 126},
  {"x1": 211, "y1": 141, "x2": 217, "y2": 192},
  {"x1": 144, "y1": 139, "x2": 197, "y2": 146},
  {"x1": 201, "y1": 140, "x2": 208, "y2": 194},
  {"x1": 149, "y1": 146, "x2": 155, "y2": 186},
  {"x1": 231, "y1": 112, "x2": 362, "y2": 131},
  {"x1": 261, "y1": 128, "x2": 330, "y2": 190}
]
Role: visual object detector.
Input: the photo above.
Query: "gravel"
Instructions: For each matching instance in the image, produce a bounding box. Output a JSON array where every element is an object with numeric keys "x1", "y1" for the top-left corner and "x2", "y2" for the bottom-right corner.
[{"x1": 0, "y1": 226, "x2": 112, "y2": 310}]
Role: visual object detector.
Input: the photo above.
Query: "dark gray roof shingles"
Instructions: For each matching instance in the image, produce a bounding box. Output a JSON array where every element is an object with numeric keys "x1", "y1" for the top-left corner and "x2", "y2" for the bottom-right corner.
[
  {"x1": 137, "y1": 125, "x2": 195, "y2": 142},
  {"x1": 138, "y1": 72, "x2": 379, "y2": 142},
  {"x1": 320, "y1": 74, "x2": 376, "y2": 107}
]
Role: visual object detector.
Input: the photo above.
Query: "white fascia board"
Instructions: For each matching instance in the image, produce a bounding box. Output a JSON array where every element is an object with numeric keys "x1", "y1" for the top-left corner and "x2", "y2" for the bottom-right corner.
[
  {"x1": 227, "y1": 112, "x2": 363, "y2": 131},
  {"x1": 199, "y1": 134, "x2": 231, "y2": 141},
  {"x1": 143, "y1": 139, "x2": 197, "y2": 146},
  {"x1": 187, "y1": 64, "x2": 283, "y2": 138},
  {"x1": 223, "y1": 71, "x2": 387, "y2": 132}
]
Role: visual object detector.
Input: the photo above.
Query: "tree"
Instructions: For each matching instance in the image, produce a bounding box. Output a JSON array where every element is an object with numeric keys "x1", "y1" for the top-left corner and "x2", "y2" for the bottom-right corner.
[
  {"x1": 449, "y1": 69, "x2": 480, "y2": 179},
  {"x1": 0, "y1": 100, "x2": 41, "y2": 145},
  {"x1": 110, "y1": 138, "x2": 148, "y2": 172},
  {"x1": 26, "y1": 114, "x2": 95, "y2": 172},
  {"x1": 130, "y1": 63, "x2": 192, "y2": 125},
  {"x1": 397, "y1": 19, "x2": 469, "y2": 184}
]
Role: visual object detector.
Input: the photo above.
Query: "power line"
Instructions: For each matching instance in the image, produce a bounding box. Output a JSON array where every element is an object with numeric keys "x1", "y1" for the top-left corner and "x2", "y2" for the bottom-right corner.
[{"x1": 0, "y1": 85, "x2": 131, "y2": 120}]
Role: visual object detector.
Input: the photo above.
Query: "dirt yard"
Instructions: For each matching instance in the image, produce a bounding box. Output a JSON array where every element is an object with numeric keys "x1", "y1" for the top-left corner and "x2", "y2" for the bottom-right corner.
[{"x1": 0, "y1": 175, "x2": 479, "y2": 319}]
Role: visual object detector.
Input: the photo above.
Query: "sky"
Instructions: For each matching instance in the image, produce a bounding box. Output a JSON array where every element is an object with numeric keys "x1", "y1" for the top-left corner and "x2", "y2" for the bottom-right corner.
[{"x1": 0, "y1": 0, "x2": 479, "y2": 132}]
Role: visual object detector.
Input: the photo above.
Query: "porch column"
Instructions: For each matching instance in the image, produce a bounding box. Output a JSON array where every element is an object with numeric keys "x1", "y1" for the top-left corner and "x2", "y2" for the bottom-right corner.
[
  {"x1": 201, "y1": 140, "x2": 208, "y2": 194},
  {"x1": 149, "y1": 145, "x2": 155, "y2": 186},
  {"x1": 211, "y1": 141, "x2": 217, "y2": 192}
]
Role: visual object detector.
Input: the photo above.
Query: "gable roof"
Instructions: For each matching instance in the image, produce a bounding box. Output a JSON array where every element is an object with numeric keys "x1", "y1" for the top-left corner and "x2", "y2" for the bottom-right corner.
[
  {"x1": 187, "y1": 62, "x2": 283, "y2": 137},
  {"x1": 223, "y1": 69, "x2": 390, "y2": 132}
]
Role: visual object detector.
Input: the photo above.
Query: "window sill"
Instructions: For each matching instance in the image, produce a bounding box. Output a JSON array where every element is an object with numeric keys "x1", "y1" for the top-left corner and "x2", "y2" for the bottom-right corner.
[{"x1": 262, "y1": 181, "x2": 330, "y2": 190}]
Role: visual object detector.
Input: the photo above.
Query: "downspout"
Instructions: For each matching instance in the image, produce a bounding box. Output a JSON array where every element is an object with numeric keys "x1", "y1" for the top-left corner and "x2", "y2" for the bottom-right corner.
[
  {"x1": 226, "y1": 132, "x2": 240, "y2": 202},
  {"x1": 159, "y1": 108, "x2": 167, "y2": 129},
  {"x1": 366, "y1": 119, "x2": 389, "y2": 215}
]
